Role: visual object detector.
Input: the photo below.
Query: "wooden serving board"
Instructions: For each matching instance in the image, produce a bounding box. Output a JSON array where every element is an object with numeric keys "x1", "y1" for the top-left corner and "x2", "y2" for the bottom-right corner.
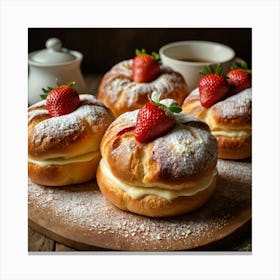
[{"x1": 28, "y1": 159, "x2": 252, "y2": 251}]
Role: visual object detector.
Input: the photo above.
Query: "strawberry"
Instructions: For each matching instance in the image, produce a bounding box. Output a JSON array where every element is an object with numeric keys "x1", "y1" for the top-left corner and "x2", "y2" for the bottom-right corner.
[
  {"x1": 41, "y1": 81, "x2": 80, "y2": 117},
  {"x1": 198, "y1": 64, "x2": 230, "y2": 108},
  {"x1": 132, "y1": 49, "x2": 161, "y2": 83},
  {"x1": 227, "y1": 62, "x2": 252, "y2": 95},
  {"x1": 134, "y1": 92, "x2": 181, "y2": 143}
]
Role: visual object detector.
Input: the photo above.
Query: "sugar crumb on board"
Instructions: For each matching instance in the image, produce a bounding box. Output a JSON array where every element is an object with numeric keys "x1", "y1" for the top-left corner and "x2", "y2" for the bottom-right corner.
[{"x1": 28, "y1": 159, "x2": 251, "y2": 251}]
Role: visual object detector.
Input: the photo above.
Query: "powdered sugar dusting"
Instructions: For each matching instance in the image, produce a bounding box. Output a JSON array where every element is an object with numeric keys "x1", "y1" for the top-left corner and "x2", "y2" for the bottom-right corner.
[
  {"x1": 28, "y1": 159, "x2": 251, "y2": 251},
  {"x1": 79, "y1": 94, "x2": 103, "y2": 106},
  {"x1": 212, "y1": 88, "x2": 252, "y2": 119},
  {"x1": 28, "y1": 109, "x2": 49, "y2": 123},
  {"x1": 152, "y1": 124, "x2": 217, "y2": 180},
  {"x1": 32, "y1": 114, "x2": 84, "y2": 145},
  {"x1": 29, "y1": 94, "x2": 113, "y2": 149},
  {"x1": 112, "y1": 110, "x2": 138, "y2": 125},
  {"x1": 100, "y1": 59, "x2": 188, "y2": 110},
  {"x1": 106, "y1": 108, "x2": 217, "y2": 183},
  {"x1": 185, "y1": 87, "x2": 252, "y2": 121},
  {"x1": 108, "y1": 60, "x2": 185, "y2": 98},
  {"x1": 29, "y1": 99, "x2": 45, "y2": 108},
  {"x1": 72, "y1": 102, "x2": 111, "y2": 130}
]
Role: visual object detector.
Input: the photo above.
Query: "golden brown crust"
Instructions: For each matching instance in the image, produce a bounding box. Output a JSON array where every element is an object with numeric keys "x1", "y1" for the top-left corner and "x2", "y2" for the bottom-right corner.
[
  {"x1": 28, "y1": 94, "x2": 114, "y2": 186},
  {"x1": 97, "y1": 60, "x2": 189, "y2": 117},
  {"x1": 28, "y1": 95, "x2": 114, "y2": 159},
  {"x1": 96, "y1": 165, "x2": 217, "y2": 217},
  {"x1": 100, "y1": 109, "x2": 218, "y2": 189},
  {"x1": 182, "y1": 88, "x2": 252, "y2": 159},
  {"x1": 215, "y1": 135, "x2": 252, "y2": 159},
  {"x1": 97, "y1": 106, "x2": 218, "y2": 217},
  {"x1": 28, "y1": 154, "x2": 101, "y2": 187}
]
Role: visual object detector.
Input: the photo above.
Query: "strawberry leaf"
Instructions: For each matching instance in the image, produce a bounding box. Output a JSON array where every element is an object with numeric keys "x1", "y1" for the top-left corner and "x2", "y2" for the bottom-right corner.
[
  {"x1": 135, "y1": 49, "x2": 161, "y2": 63},
  {"x1": 150, "y1": 91, "x2": 182, "y2": 116},
  {"x1": 169, "y1": 102, "x2": 182, "y2": 113},
  {"x1": 200, "y1": 64, "x2": 228, "y2": 78},
  {"x1": 40, "y1": 86, "x2": 54, "y2": 99},
  {"x1": 40, "y1": 93, "x2": 48, "y2": 99},
  {"x1": 135, "y1": 48, "x2": 146, "y2": 56},
  {"x1": 230, "y1": 62, "x2": 251, "y2": 74},
  {"x1": 199, "y1": 65, "x2": 214, "y2": 76},
  {"x1": 151, "y1": 51, "x2": 161, "y2": 63},
  {"x1": 40, "y1": 81, "x2": 76, "y2": 100},
  {"x1": 68, "y1": 81, "x2": 76, "y2": 88},
  {"x1": 215, "y1": 64, "x2": 223, "y2": 75}
]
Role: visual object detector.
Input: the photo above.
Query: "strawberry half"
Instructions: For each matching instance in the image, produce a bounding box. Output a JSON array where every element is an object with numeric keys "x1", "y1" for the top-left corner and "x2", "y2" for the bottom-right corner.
[
  {"x1": 198, "y1": 64, "x2": 230, "y2": 108},
  {"x1": 132, "y1": 49, "x2": 161, "y2": 83},
  {"x1": 134, "y1": 92, "x2": 181, "y2": 143},
  {"x1": 41, "y1": 81, "x2": 80, "y2": 117},
  {"x1": 227, "y1": 62, "x2": 252, "y2": 95}
]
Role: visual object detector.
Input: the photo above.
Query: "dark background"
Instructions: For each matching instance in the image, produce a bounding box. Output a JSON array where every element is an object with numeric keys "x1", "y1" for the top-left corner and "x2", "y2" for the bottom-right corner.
[{"x1": 28, "y1": 28, "x2": 252, "y2": 75}]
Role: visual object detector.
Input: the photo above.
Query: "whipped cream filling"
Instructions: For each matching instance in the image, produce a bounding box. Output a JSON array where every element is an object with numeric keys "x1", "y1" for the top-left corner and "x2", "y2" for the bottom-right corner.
[
  {"x1": 211, "y1": 128, "x2": 251, "y2": 138},
  {"x1": 28, "y1": 150, "x2": 100, "y2": 166},
  {"x1": 99, "y1": 159, "x2": 217, "y2": 200}
]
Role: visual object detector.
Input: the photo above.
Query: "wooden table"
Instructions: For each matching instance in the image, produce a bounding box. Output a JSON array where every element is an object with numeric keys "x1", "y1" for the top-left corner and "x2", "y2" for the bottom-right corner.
[
  {"x1": 28, "y1": 74, "x2": 252, "y2": 252},
  {"x1": 28, "y1": 225, "x2": 251, "y2": 252}
]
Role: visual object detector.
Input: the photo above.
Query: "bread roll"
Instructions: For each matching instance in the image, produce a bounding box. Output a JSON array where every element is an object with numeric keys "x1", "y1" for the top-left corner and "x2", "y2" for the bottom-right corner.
[
  {"x1": 97, "y1": 105, "x2": 218, "y2": 217},
  {"x1": 28, "y1": 94, "x2": 114, "y2": 186},
  {"x1": 182, "y1": 88, "x2": 252, "y2": 159},
  {"x1": 97, "y1": 60, "x2": 189, "y2": 117}
]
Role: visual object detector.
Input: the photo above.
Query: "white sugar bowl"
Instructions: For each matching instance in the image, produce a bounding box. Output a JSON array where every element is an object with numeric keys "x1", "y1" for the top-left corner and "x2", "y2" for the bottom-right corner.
[{"x1": 28, "y1": 38, "x2": 87, "y2": 105}]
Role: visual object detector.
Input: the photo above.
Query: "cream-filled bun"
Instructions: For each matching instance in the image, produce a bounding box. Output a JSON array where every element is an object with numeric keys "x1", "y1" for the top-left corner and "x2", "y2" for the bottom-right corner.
[
  {"x1": 28, "y1": 94, "x2": 114, "y2": 186},
  {"x1": 97, "y1": 59, "x2": 189, "y2": 117},
  {"x1": 182, "y1": 88, "x2": 252, "y2": 159},
  {"x1": 96, "y1": 100, "x2": 218, "y2": 217}
]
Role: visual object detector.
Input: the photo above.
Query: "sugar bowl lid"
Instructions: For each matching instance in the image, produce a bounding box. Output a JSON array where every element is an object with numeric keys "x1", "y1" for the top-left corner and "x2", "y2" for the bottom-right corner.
[{"x1": 29, "y1": 38, "x2": 77, "y2": 64}]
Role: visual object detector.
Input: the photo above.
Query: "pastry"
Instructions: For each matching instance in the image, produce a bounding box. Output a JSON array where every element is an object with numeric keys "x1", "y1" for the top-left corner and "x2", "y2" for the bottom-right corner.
[
  {"x1": 182, "y1": 87, "x2": 252, "y2": 159},
  {"x1": 96, "y1": 95, "x2": 218, "y2": 217},
  {"x1": 28, "y1": 88, "x2": 114, "y2": 186},
  {"x1": 182, "y1": 63, "x2": 252, "y2": 159},
  {"x1": 97, "y1": 50, "x2": 189, "y2": 117}
]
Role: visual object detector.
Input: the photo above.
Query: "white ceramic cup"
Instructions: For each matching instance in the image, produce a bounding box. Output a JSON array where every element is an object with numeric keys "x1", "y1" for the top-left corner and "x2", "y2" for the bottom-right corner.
[{"x1": 159, "y1": 41, "x2": 236, "y2": 91}]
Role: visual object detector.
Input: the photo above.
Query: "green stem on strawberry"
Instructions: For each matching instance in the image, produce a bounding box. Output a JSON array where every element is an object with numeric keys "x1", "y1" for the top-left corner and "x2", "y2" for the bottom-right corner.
[
  {"x1": 135, "y1": 92, "x2": 180, "y2": 143},
  {"x1": 198, "y1": 65, "x2": 230, "y2": 108},
  {"x1": 40, "y1": 81, "x2": 76, "y2": 99},
  {"x1": 135, "y1": 48, "x2": 161, "y2": 64},
  {"x1": 200, "y1": 64, "x2": 228, "y2": 79},
  {"x1": 149, "y1": 91, "x2": 182, "y2": 116},
  {"x1": 227, "y1": 63, "x2": 251, "y2": 95},
  {"x1": 67, "y1": 81, "x2": 76, "y2": 88},
  {"x1": 230, "y1": 62, "x2": 251, "y2": 74},
  {"x1": 43, "y1": 82, "x2": 80, "y2": 117}
]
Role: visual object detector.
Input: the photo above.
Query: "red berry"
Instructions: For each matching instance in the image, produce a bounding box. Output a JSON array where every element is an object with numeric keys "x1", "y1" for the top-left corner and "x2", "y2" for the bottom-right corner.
[
  {"x1": 134, "y1": 92, "x2": 181, "y2": 143},
  {"x1": 227, "y1": 68, "x2": 251, "y2": 95},
  {"x1": 45, "y1": 84, "x2": 80, "y2": 117},
  {"x1": 132, "y1": 49, "x2": 160, "y2": 83},
  {"x1": 135, "y1": 102, "x2": 174, "y2": 142},
  {"x1": 198, "y1": 65, "x2": 230, "y2": 108}
]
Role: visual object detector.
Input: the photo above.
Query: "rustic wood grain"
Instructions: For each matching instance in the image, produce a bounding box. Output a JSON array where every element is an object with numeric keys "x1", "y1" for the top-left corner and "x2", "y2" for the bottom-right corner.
[
  {"x1": 28, "y1": 225, "x2": 252, "y2": 252},
  {"x1": 28, "y1": 226, "x2": 55, "y2": 251},
  {"x1": 55, "y1": 243, "x2": 76, "y2": 251}
]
